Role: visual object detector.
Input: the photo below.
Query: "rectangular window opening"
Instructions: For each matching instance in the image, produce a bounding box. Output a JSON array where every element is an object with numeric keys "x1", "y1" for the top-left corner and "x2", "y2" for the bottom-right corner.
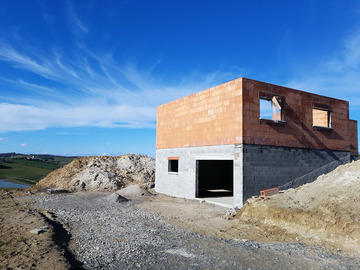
[
  {"x1": 260, "y1": 96, "x2": 283, "y2": 122},
  {"x1": 312, "y1": 108, "x2": 331, "y2": 128},
  {"x1": 168, "y1": 159, "x2": 179, "y2": 173}
]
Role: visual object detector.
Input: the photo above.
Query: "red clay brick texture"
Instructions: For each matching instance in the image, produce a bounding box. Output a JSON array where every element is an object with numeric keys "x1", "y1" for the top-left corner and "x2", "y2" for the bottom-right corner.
[
  {"x1": 242, "y1": 78, "x2": 354, "y2": 152},
  {"x1": 156, "y1": 77, "x2": 357, "y2": 152},
  {"x1": 349, "y1": 120, "x2": 358, "y2": 155},
  {"x1": 156, "y1": 78, "x2": 243, "y2": 149},
  {"x1": 260, "y1": 188, "x2": 279, "y2": 198}
]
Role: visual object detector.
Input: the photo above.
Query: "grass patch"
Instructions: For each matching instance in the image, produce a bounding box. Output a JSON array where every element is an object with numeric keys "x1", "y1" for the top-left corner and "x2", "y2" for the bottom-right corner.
[
  {"x1": 9, "y1": 159, "x2": 59, "y2": 170},
  {"x1": 0, "y1": 155, "x2": 75, "y2": 186},
  {"x1": 0, "y1": 163, "x2": 53, "y2": 184}
]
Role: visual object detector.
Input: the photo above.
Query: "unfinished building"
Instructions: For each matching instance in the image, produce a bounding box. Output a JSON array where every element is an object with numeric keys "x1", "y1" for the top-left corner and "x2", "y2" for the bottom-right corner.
[{"x1": 155, "y1": 78, "x2": 358, "y2": 206}]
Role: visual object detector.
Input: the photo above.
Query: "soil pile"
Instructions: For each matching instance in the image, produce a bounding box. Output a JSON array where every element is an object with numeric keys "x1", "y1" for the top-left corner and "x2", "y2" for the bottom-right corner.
[
  {"x1": 116, "y1": 184, "x2": 151, "y2": 198},
  {"x1": 34, "y1": 154, "x2": 155, "y2": 192},
  {"x1": 237, "y1": 160, "x2": 360, "y2": 255}
]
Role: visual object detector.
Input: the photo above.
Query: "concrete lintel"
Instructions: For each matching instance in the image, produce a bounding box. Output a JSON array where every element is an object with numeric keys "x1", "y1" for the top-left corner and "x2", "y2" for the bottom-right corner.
[{"x1": 194, "y1": 155, "x2": 234, "y2": 160}]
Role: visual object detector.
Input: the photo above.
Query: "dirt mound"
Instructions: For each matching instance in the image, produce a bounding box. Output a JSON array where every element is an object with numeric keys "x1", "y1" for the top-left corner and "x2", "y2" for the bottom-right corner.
[
  {"x1": 34, "y1": 154, "x2": 155, "y2": 192},
  {"x1": 116, "y1": 184, "x2": 151, "y2": 197},
  {"x1": 103, "y1": 193, "x2": 129, "y2": 203},
  {"x1": 237, "y1": 159, "x2": 360, "y2": 255}
]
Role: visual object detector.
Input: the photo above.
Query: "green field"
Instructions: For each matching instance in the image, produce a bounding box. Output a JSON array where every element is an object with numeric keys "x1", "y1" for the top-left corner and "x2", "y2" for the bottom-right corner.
[{"x1": 0, "y1": 154, "x2": 76, "y2": 186}]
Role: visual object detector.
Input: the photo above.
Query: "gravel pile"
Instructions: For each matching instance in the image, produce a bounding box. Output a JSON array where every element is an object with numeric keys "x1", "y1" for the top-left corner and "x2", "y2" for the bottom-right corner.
[
  {"x1": 35, "y1": 154, "x2": 155, "y2": 192},
  {"x1": 34, "y1": 192, "x2": 360, "y2": 270}
]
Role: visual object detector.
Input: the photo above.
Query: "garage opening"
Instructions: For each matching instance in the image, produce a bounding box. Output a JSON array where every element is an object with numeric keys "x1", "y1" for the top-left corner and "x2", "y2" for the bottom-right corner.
[{"x1": 196, "y1": 160, "x2": 233, "y2": 198}]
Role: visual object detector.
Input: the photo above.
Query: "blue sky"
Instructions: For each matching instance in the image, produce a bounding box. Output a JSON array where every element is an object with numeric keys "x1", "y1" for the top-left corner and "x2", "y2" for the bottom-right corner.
[{"x1": 0, "y1": 0, "x2": 360, "y2": 156}]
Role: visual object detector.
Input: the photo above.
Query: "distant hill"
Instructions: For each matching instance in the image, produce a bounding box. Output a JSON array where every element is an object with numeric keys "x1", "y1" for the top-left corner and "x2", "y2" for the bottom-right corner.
[{"x1": 0, "y1": 153, "x2": 77, "y2": 186}]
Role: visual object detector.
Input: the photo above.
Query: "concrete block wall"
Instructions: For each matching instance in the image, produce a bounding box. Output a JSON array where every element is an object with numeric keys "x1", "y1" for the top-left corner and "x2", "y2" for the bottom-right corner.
[
  {"x1": 242, "y1": 144, "x2": 350, "y2": 200},
  {"x1": 155, "y1": 144, "x2": 244, "y2": 206},
  {"x1": 155, "y1": 143, "x2": 350, "y2": 206}
]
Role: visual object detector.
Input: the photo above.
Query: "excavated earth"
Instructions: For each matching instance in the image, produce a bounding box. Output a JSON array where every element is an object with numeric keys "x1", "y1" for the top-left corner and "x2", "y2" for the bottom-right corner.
[
  {"x1": 34, "y1": 154, "x2": 155, "y2": 191},
  {"x1": 236, "y1": 159, "x2": 360, "y2": 256}
]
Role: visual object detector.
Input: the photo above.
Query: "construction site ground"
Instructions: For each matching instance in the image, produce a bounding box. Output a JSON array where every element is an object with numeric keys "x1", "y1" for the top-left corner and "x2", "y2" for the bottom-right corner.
[{"x1": 1, "y1": 189, "x2": 360, "y2": 270}]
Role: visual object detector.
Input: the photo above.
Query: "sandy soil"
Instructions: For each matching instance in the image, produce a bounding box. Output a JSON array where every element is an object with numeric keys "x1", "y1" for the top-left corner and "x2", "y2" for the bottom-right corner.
[
  {"x1": 137, "y1": 194, "x2": 299, "y2": 243},
  {"x1": 236, "y1": 159, "x2": 360, "y2": 256},
  {"x1": 0, "y1": 190, "x2": 71, "y2": 269}
]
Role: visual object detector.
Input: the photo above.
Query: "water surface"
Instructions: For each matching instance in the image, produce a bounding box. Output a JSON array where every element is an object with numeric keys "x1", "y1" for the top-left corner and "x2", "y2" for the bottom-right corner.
[{"x1": 0, "y1": 179, "x2": 30, "y2": 188}]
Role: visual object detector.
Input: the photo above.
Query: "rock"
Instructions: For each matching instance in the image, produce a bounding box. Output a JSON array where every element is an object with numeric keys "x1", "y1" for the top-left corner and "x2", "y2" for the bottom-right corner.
[
  {"x1": 30, "y1": 228, "x2": 44, "y2": 234},
  {"x1": 146, "y1": 182, "x2": 155, "y2": 189},
  {"x1": 104, "y1": 193, "x2": 129, "y2": 203},
  {"x1": 116, "y1": 185, "x2": 150, "y2": 197},
  {"x1": 225, "y1": 207, "x2": 239, "y2": 219},
  {"x1": 47, "y1": 188, "x2": 70, "y2": 194}
]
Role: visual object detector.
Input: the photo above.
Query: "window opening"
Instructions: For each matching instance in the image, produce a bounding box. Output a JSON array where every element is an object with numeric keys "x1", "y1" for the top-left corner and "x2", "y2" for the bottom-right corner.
[
  {"x1": 312, "y1": 108, "x2": 331, "y2": 128},
  {"x1": 168, "y1": 159, "x2": 179, "y2": 172},
  {"x1": 260, "y1": 96, "x2": 282, "y2": 122}
]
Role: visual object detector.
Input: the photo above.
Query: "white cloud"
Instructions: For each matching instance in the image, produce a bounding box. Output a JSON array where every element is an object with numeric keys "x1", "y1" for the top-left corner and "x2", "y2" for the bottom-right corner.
[
  {"x1": 20, "y1": 143, "x2": 27, "y2": 147},
  {"x1": 0, "y1": 137, "x2": 6, "y2": 141},
  {"x1": 0, "y1": 37, "x2": 240, "y2": 133},
  {"x1": 0, "y1": 102, "x2": 156, "y2": 133}
]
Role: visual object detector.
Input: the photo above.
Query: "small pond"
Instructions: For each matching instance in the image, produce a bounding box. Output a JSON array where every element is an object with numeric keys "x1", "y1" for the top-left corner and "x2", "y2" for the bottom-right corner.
[{"x1": 0, "y1": 179, "x2": 30, "y2": 188}]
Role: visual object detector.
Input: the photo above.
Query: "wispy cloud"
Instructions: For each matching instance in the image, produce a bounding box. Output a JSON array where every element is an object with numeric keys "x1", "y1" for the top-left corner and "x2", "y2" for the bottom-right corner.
[
  {"x1": 0, "y1": 41, "x2": 54, "y2": 79},
  {"x1": 285, "y1": 28, "x2": 360, "y2": 107},
  {"x1": 20, "y1": 143, "x2": 27, "y2": 147},
  {"x1": 0, "y1": 102, "x2": 156, "y2": 133},
  {"x1": 0, "y1": 36, "x2": 238, "y2": 133},
  {"x1": 66, "y1": 1, "x2": 88, "y2": 35},
  {"x1": 0, "y1": 137, "x2": 6, "y2": 141}
]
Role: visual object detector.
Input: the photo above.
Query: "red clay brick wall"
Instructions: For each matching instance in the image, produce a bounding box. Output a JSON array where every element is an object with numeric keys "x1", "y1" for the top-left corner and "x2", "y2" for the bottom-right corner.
[
  {"x1": 242, "y1": 78, "x2": 352, "y2": 151},
  {"x1": 156, "y1": 77, "x2": 356, "y2": 152},
  {"x1": 156, "y1": 78, "x2": 243, "y2": 149},
  {"x1": 349, "y1": 120, "x2": 358, "y2": 155}
]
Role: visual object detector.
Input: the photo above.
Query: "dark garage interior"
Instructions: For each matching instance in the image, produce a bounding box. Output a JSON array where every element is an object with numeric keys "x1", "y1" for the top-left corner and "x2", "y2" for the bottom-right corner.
[{"x1": 196, "y1": 160, "x2": 233, "y2": 198}]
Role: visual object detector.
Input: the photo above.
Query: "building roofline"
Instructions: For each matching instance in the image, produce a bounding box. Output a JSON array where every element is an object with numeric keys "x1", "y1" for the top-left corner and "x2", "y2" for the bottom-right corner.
[{"x1": 157, "y1": 77, "x2": 349, "y2": 109}]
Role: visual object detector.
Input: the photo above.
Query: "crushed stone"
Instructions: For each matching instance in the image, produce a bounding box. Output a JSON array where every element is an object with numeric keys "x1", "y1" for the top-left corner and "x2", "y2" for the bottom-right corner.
[{"x1": 34, "y1": 192, "x2": 360, "y2": 269}]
